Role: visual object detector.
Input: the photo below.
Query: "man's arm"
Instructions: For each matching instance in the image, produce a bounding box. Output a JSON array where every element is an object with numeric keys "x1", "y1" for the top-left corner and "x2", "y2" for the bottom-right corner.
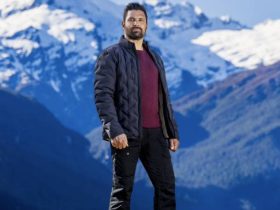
[{"x1": 94, "y1": 49, "x2": 125, "y2": 140}]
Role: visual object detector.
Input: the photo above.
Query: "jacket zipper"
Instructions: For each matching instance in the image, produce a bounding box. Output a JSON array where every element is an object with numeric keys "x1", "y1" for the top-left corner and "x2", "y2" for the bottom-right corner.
[
  {"x1": 132, "y1": 46, "x2": 143, "y2": 140},
  {"x1": 159, "y1": 70, "x2": 176, "y2": 138}
]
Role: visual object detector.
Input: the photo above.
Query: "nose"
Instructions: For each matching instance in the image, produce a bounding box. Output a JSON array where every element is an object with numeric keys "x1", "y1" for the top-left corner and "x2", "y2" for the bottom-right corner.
[{"x1": 132, "y1": 21, "x2": 139, "y2": 27}]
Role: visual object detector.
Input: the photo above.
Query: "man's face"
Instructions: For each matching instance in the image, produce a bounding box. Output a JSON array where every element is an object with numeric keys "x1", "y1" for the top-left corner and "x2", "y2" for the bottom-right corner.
[{"x1": 122, "y1": 10, "x2": 147, "y2": 40}]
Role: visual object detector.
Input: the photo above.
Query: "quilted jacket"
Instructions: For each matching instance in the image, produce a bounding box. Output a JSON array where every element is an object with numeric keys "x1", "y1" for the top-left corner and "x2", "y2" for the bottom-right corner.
[{"x1": 94, "y1": 35, "x2": 179, "y2": 141}]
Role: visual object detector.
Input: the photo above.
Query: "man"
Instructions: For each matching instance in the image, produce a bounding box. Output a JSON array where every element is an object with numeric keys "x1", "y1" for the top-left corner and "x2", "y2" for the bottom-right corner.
[{"x1": 94, "y1": 2, "x2": 180, "y2": 210}]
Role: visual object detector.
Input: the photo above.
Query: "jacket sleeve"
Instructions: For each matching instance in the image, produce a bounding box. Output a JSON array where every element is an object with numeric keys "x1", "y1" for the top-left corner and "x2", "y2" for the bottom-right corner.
[
  {"x1": 94, "y1": 49, "x2": 124, "y2": 140},
  {"x1": 158, "y1": 56, "x2": 180, "y2": 140}
]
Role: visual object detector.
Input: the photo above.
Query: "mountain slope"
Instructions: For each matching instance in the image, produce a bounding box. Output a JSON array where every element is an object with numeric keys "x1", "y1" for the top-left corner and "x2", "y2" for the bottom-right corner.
[
  {"x1": 0, "y1": 88, "x2": 111, "y2": 210},
  {"x1": 171, "y1": 63, "x2": 280, "y2": 210}
]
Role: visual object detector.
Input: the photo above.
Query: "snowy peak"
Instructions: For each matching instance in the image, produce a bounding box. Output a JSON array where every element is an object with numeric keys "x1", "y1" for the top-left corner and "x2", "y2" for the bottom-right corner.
[
  {"x1": 144, "y1": 0, "x2": 164, "y2": 6},
  {"x1": 192, "y1": 19, "x2": 280, "y2": 70},
  {"x1": 0, "y1": 0, "x2": 35, "y2": 17},
  {"x1": 0, "y1": 1, "x2": 98, "y2": 91},
  {"x1": 0, "y1": 0, "x2": 120, "y2": 133},
  {"x1": 143, "y1": 0, "x2": 241, "y2": 31},
  {"x1": 137, "y1": 0, "x2": 245, "y2": 89},
  {"x1": 37, "y1": 0, "x2": 122, "y2": 18},
  {"x1": 0, "y1": 4, "x2": 95, "y2": 42},
  {"x1": 144, "y1": 0, "x2": 208, "y2": 30}
]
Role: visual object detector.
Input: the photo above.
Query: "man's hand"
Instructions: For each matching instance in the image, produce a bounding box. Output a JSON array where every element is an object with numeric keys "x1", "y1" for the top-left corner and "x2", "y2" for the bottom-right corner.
[
  {"x1": 111, "y1": 133, "x2": 129, "y2": 149},
  {"x1": 169, "y1": 138, "x2": 179, "y2": 152}
]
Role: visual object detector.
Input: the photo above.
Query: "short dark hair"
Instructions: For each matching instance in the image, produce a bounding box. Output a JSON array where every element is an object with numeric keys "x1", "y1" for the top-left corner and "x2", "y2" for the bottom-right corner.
[{"x1": 123, "y1": 2, "x2": 148, "y2": 23}]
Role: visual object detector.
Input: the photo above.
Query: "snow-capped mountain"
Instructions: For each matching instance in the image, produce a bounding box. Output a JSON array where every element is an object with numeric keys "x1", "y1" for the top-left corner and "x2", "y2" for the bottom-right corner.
[
  {"x1": 192, "y1": 19, "x2": 280, "y2": 70},
  {"x1": 0, "y1": 0, "x2": 248, "y2": 134},
  {"x1": 1, "y1": 1, "x2": 280, "y2": 209},
  {"x1": 0, "y1": 0, "x2": 128, "y2": 133},
  {"x1": 141, "y1": 0, "x2": 245, "y2": 89}
]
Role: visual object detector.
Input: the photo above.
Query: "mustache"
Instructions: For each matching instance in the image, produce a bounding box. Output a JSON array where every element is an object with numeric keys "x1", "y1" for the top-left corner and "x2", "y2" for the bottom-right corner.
[{"x1": 132, "y1": 27, "x2": 142, "y2": 31}]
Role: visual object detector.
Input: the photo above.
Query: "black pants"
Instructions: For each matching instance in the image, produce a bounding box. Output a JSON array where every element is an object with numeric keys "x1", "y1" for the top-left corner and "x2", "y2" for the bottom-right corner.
[{"x1": 109, "y1": 127, "x2": 176, "y2": 210}]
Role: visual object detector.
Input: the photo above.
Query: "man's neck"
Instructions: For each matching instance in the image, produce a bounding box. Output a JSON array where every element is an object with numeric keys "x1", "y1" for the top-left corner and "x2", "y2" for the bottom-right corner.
[{"x1": 124, "y1": 35, "x2": 144, "y2": 50}]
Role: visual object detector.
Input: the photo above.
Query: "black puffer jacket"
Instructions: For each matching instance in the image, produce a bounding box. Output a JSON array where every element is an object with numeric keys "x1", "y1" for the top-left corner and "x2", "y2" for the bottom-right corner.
[{"x1": 94, "y1": 35, "x2": 179, "y2": 141}]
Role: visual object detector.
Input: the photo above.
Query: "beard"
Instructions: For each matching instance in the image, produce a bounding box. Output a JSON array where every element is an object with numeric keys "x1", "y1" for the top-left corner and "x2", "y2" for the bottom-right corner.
[{"x1": 124, "y1": 27, "x2": 146, "y2": 40}]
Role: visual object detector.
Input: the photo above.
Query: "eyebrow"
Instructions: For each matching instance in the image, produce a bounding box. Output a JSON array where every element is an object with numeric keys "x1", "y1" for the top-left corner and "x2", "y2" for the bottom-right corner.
[{"x1": 127, "y1": 15, "x2": 146, "y2": 19}]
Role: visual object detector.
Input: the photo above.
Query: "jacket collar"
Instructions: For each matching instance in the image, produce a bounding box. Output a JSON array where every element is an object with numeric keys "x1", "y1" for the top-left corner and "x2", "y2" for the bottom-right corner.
[{"x1": 119, "y1": 34, "x2": 150, "y2": 50}]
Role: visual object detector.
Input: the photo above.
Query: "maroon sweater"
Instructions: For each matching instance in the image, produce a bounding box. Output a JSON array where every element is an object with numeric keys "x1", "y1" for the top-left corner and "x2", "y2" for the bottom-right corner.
[{"x1": 137, "y1": 49, "x2": 161, "y2": 128}]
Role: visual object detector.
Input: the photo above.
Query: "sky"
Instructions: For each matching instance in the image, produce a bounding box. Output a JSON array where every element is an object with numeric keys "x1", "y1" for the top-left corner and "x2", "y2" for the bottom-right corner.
[{"x1": 112, "y1": 0, "x2": 280, "y2": 26}]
